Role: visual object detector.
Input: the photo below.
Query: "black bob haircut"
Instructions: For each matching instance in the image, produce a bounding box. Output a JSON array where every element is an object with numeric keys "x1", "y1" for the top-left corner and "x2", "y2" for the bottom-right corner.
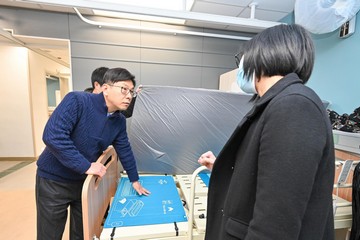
[
  {"x1": 103, "y1": 67, "x2": 136, "y2": 87},
  {"x1": 239, "y1": 24, "x2": 314, "y2": 84}
]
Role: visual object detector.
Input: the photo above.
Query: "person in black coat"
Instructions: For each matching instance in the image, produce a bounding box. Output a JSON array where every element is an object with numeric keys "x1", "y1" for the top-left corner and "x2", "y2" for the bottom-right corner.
[{"x1": 198, "y1": 24, "x2": 335, "y2": 240}]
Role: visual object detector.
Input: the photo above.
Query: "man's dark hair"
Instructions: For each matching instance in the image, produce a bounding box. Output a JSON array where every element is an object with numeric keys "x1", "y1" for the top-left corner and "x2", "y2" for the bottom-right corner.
[
  {"x1": 103, "y1": 68, "x2": 136, "y2": 86},
  {"x1": 91, "y1": 67, "x2": 109, "y2": 88},
  {"x1": 84, "y1": 87, "x2": 94, "y2": 93}
]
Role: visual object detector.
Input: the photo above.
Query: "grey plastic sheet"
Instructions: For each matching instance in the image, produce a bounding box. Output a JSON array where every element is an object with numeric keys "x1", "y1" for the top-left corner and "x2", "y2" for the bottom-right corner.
[{"x1": 127, "y1": 85, "x2": 253, "y2": 175}]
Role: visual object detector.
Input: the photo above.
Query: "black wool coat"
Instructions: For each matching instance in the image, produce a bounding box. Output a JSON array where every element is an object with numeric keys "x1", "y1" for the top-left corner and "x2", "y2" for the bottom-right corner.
[{"x1": 205, "y1": 73, "x2": 335, "y2": 240}]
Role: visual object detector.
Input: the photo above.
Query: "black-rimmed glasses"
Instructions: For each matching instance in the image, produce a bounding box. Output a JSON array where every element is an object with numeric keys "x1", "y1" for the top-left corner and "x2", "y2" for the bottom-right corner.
[
  {"x1": 109, "y1": 85, "x2": 137, "y2": 98},
  {"x1": 235, "y1": 52, "x2": 241, "y2": 68}
]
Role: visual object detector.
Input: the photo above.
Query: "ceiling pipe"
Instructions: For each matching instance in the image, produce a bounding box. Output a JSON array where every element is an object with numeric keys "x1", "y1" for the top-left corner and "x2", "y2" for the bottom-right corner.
[
  {"x1": 249, "y1": 2, "x2": 258, "y2": 19},
  {"x1": 74, "y1": 8, "x2": 252, "y2": 41},
  {"x1": 17, "y1": 0, "x2": 281, "y2": 31}
]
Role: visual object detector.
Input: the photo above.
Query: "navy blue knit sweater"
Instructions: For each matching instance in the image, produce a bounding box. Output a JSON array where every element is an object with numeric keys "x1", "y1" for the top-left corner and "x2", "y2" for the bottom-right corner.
[{"x1": 37, "y1": 91, "x2": 139, "y2": 183}]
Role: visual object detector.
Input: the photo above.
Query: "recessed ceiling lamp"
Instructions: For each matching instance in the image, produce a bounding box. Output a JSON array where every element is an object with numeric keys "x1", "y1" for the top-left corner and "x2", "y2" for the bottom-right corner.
[{"x1": 92, "y1": 0, "x2": 194, "y2": 24}]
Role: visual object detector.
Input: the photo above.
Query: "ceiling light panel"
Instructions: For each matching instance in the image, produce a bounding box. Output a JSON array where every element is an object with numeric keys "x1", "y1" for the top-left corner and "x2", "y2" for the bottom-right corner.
[
  {"x1": 93, "y1": 10, "x2": 186, "y2": 24},
  {"x1": 192, "y1": 1, "x2": 244, "y2": 16},
  {"x1": 88, "y1": 0, "x2": 186, "y2": 11}
]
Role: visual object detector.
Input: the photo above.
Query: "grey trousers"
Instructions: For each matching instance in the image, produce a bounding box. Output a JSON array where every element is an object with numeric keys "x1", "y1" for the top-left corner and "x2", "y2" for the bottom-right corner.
[{"x1": 35, "y1": 174, "x2": 84, "y2": 240}]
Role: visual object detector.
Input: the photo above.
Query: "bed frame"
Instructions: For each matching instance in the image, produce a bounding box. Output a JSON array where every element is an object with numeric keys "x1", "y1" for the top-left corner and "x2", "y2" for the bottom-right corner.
[{"x1": 82, "y1": 146, "x2": 120, "y2": 240}]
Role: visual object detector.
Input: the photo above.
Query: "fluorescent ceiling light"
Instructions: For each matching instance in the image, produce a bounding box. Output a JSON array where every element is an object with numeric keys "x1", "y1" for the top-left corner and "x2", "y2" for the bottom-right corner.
[
  {"x1": 93, "y1": 10, "x2": 186, "y2": 24},
  {"x1": 92, "y1": 0, "x2": 195, "y2": 25},
  {"x1": 91, "y1": 0, "x2": 186, "y2": 11}
]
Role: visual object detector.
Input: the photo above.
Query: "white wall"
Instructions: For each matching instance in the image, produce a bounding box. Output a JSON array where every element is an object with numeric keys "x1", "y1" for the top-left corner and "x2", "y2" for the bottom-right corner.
[
  {"x1": 0, "y1": 45, "x2": 71, "y2": 159},
  {"x1": 28, "y1": 50, "x2": 70, "y2": 157},
  {"x1": 0, "y1": 46, "x2": 34, "y2": 157}
]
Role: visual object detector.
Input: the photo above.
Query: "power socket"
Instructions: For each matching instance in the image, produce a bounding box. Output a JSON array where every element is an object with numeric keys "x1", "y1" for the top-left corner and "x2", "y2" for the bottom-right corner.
[{"x1": 339, "y1": 16, "x2": 356, "y2": 38}]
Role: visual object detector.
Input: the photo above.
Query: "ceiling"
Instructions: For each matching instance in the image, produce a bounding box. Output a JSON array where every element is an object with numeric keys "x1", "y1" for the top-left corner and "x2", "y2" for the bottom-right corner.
[{"x1": 0, "y1": 0, "x2": 296, "y2": 66}]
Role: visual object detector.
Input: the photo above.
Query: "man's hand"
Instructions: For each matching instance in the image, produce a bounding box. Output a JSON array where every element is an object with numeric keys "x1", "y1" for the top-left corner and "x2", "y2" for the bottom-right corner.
[
  {"x1": 132, "y1": 180, "x2": 151, "y2": 196},
  {"x1": 198, "y1": 151, "x2": 216, "y2": 170},
  {"x1": 85, "y1": 162, "x2": 107, "y2": 177}
]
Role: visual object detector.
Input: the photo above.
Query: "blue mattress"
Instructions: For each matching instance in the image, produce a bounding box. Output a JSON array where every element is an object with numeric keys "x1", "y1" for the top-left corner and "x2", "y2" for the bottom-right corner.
[
  {"x1": 104, "y1": 175, "x2": 187, "y2": 228},
  {"x1": 199, "y1": 172, "x2": 211, "y2": 187}
]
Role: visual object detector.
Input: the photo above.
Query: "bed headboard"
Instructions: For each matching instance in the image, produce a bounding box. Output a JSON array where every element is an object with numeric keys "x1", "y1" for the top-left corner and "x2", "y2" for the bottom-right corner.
[{"x1": 82, "y1": 146, "x2": 120, "y2": 240}]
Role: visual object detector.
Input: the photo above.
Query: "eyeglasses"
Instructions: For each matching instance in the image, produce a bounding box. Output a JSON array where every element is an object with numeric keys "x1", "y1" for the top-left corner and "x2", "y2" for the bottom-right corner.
[
  {"x1": 109, "y1": 85, "x2": 137, "y2": 98},
  {"x1": 235, "y1": 52, "x2": 241, "y2": 68}
]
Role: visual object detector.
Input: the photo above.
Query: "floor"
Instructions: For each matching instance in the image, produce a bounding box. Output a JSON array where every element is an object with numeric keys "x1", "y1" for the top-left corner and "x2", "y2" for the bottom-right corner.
[{"x1": 0, "y1": 161, "x2": 69, "y2": 240}]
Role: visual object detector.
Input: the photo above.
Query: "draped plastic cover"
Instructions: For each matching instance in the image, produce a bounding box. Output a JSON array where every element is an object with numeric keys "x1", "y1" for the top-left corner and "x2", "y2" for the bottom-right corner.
[
  {"x1": 295, "y1": 0, "x2": 360, "y2": 34},
  {"x1": 127, "y1": 85, "x2": 252, "y2": 175}
]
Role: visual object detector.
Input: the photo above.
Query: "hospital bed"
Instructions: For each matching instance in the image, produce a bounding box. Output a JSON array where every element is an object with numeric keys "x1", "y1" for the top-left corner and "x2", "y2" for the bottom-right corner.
[
  {"x1": 82, "y1": 146, "x2": 207, "y2": 240},
  {"x1": 82, "y1": 146, "x2": 356, "y2": 240}
]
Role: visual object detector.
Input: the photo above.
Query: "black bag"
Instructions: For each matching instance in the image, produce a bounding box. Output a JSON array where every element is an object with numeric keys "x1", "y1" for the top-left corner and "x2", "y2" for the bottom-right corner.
[{"x1": 327, "y1": 107, "x2": 360, "y2": 133}]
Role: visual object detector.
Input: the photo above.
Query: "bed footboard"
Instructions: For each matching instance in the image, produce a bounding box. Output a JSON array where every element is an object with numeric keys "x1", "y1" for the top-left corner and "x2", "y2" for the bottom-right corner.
[{"x1": 82, "y1": 146, "x2": 119, "y2": 240}]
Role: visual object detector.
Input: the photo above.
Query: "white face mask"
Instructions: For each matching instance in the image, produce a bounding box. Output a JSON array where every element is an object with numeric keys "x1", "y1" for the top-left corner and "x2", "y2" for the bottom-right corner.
[{"x1": 236, "y1": 56, "x2": 257, "y2": 94}]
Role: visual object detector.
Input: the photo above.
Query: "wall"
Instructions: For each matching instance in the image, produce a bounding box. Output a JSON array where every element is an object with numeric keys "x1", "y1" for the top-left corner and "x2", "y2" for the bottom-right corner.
[
  {"x1": 0, "y1": 46, "x2": 34, "y2": 157},
  {"x1": 309, "y1": 13, "x2": 360, "y2": 115},
  {"x1": 281, "y1": 12, "x2": 360, "y2": 115},
  {"x1": 2, "y1": 6, "x2": 358, "y2": 114},
  {"x1": 0, "y1": 6, "x2": 250, "y2": 92},
  {"x1": 0, "y1": 44, "x2": 70, "y2": 159},
  {"x1": 69, "y1": 15, "x2": 249, "y2": 91},
  {"x1": 28, "y1": 50, "x2": 70, "y2": 157}
]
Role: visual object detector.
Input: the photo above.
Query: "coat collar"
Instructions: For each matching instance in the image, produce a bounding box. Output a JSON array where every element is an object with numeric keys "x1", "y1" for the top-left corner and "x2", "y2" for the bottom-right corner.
[{"x1": 245, "y1": 73, "x2": 303, "y2": 121}]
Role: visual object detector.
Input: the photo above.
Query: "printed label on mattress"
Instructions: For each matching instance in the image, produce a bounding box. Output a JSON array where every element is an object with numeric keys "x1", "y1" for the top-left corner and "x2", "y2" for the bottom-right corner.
[{"x1": 104, "y1": 175, "x2": 187, "y2": 228}]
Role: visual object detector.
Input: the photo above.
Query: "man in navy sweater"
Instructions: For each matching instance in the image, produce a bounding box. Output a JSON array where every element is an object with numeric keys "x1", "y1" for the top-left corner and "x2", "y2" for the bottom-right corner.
[
  {"x1": 90, "y1": 66, "x2": 140, "y2": 118},
  {"x1": 36, "y1": 67, "x2": 150, "y2": 240}
]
